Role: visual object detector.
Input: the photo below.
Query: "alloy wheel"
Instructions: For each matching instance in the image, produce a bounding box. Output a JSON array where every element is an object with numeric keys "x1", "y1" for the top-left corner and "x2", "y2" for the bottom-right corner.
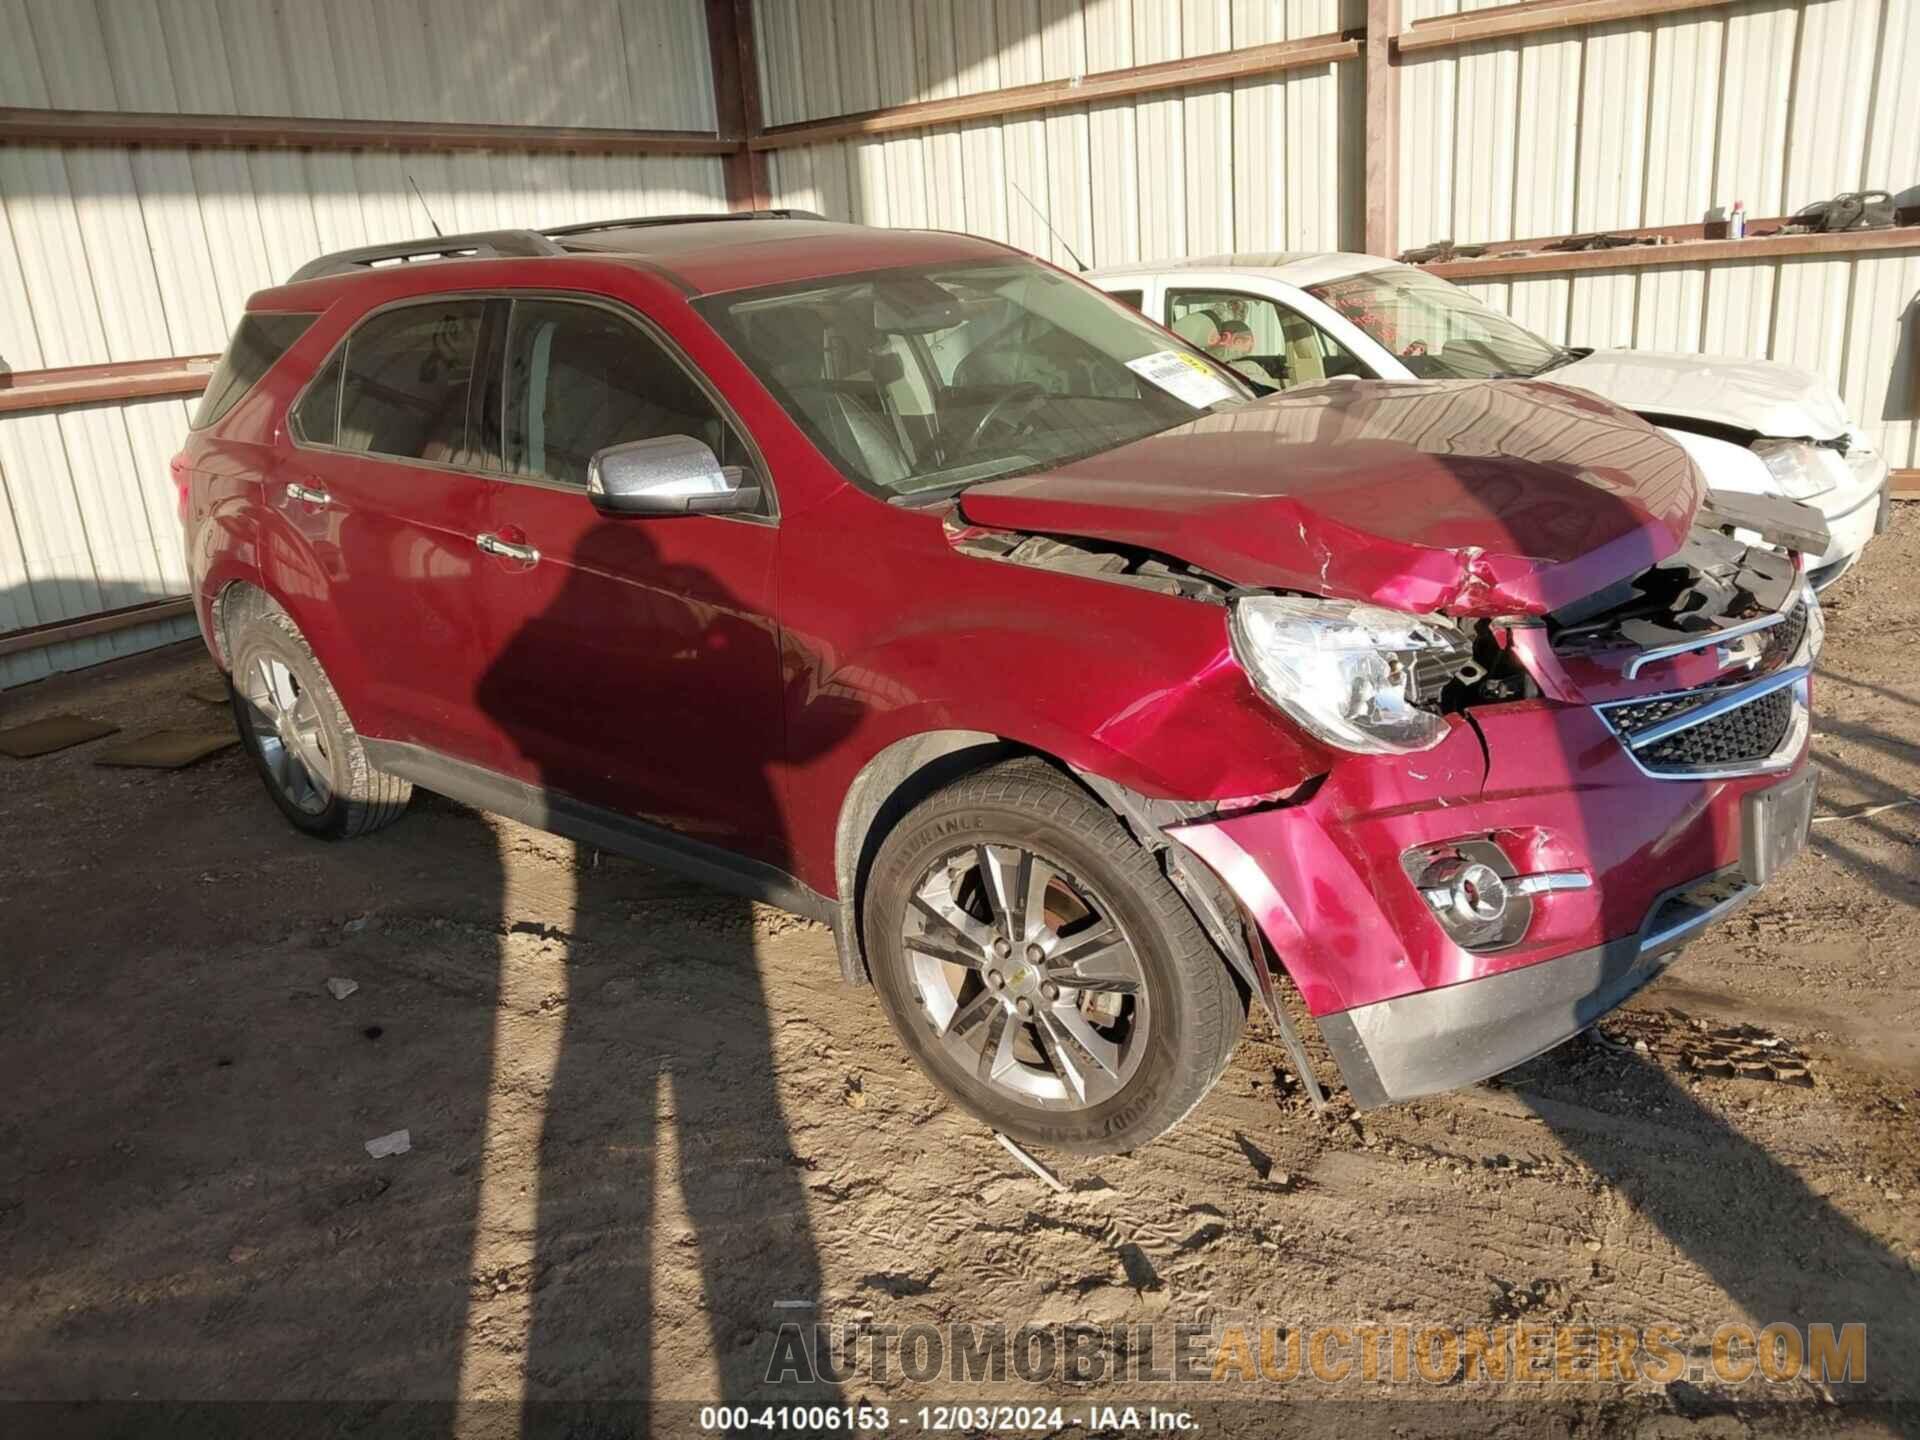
[
  {"x1": 902, "y1": 844, "x2": 1150, "y2": 1109},
  {"x1": 240, "y1": 656, "x2": 333, "y2": 816}
]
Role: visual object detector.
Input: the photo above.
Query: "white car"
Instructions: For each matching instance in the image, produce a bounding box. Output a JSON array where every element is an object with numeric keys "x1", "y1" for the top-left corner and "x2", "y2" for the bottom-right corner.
[{"x1": 1089, "y1": 253, "x2": 1891, "y2": 588}]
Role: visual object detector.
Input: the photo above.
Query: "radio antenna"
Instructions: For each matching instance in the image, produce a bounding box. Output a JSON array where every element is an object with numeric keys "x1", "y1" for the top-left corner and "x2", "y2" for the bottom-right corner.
[
  {"x1": 407, "y1": 174, "x2": 444, "y2": 237},
  {"x1": 1010, "y1": 181, "x2": 1087, "y2": 273}
]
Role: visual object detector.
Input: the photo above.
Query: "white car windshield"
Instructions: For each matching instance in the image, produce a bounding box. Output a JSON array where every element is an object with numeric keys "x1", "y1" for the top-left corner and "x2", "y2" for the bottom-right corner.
[
  {"x1": 1307, "y1": 266, "x2": 1575, "y2": 381},
  {"x1": 696, "y1": 260, "x2": 1253, "y2": 501}
]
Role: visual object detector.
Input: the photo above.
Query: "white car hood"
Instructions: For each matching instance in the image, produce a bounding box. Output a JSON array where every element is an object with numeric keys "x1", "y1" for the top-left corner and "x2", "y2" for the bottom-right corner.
[{"x1": 1554, "y1": 348, "x2": 1851, "y2": 441}]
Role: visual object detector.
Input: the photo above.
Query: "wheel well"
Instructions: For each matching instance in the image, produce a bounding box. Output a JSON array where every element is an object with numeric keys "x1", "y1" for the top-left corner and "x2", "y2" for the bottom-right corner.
[
  {"x1": 831, "y1": 731, "x2": 1027, "y2": 984},
  {"x1": 209, "y1": 579, "x2": 270, "y2": 670},
  {"x1": 828, "y1": 736, "x2": 1289, "y2": 1065}
]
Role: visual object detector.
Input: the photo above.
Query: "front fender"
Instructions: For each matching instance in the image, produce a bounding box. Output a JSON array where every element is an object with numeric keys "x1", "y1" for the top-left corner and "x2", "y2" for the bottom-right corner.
[{"x1": 777, "y1": 502, "x2": 1330, "y2": 897}]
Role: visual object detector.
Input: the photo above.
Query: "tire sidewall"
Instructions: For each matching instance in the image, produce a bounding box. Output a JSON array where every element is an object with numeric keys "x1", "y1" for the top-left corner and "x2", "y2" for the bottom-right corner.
[
  {"x1": 865, "y1": 797, "x2": 1194, "y2": 1153},
  {"x1": 228, "y1": 619, "x2": 355, "y2": 838}
]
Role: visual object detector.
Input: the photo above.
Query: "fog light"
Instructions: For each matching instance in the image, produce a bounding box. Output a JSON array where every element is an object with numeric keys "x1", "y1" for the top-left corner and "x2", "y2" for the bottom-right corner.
[
  {"x1": 1425, "y1": 858, "x2": 1510, "y2": 928},
  {"x1": 1403, "y1": 840, "x2": 1592, "y2": 952}
]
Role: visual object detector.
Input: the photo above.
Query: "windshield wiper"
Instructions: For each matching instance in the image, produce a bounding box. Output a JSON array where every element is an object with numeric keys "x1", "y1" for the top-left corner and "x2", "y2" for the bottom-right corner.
[
  {"x1": 1530, "y1": 345, "x2": 1593, "y2": 376},
  {"x1": 888, "y1": 456, "x2": 1041, "y2": 506}
]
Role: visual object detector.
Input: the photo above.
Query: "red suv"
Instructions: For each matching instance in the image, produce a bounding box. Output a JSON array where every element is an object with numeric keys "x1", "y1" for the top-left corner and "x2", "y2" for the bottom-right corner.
[{"x1": 176, "y1": 214, "x2": 1819, "y2": 1153}]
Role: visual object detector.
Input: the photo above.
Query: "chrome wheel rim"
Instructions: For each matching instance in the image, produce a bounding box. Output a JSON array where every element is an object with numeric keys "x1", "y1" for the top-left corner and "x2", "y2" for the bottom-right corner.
[
  {"x1": 903, "y1": 844, "x2": 1150, "y2": 1110},
  {"x1": 240, "y1": 655, "x2": 333, "y2": 816}
]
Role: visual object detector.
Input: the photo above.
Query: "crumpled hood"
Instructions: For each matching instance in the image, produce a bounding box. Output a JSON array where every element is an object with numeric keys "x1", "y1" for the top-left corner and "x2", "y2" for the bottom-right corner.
[
  {"x1": 1552, "y1": 348, "x2": 1851, "y2": 440},
  {"x1": 957, "y1": 378, "x2": 1704, "y2": 617}
]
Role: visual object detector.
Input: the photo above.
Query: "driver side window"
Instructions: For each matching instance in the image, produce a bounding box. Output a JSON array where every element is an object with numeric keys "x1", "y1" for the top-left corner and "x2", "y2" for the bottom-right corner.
[
  {"x1": 501, "y1": 299, "x2": 745, "y2": 490},
  {"x1": 1165, "y1": 289, "x2": 1366, "y2": 391}
]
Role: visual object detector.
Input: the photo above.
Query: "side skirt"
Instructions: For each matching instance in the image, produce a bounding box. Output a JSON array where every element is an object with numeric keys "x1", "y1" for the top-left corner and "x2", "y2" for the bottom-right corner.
[{"x1": 363, "y1": 739, "x2": 838, "y2": 931}]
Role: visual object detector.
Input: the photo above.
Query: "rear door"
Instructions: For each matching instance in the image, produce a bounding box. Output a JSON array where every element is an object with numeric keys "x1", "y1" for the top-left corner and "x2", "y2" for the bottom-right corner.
[
  {"x1": 280, "y1": 295, "x2": 510, "y2": 768},
  {"x1": 470, "y1": 296, "x2": 787, "y2": 865}
]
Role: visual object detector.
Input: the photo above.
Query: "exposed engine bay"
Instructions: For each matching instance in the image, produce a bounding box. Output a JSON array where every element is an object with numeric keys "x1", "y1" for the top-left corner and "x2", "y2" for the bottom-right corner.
[
  {"x1": 1546, "y1": 527, "x2": 1800, "y2": 658},
  {"x1": 949, "y1": 510, "x2": 1814, "y2": 731}
]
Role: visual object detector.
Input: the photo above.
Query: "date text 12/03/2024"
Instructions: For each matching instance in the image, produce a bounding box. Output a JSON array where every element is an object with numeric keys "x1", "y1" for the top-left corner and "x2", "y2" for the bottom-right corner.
[{"x1": 697, "y1": 1405, "x2": 1196, "y2": 1432}]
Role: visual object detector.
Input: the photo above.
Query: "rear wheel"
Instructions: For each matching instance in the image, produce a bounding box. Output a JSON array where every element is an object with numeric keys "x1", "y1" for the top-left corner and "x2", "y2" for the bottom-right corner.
[
  {"x1": 224, "y1": 589, "x2": 411, "y2": 839},
  {"x1": 863, "y1": 759, "x2": 1243, "y2": 1154}
]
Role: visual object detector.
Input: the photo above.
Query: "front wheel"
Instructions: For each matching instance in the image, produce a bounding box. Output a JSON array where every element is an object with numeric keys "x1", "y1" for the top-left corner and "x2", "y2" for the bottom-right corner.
[{"x1": 863, "y1": 759, "x2": 1244, "y2": 1154}]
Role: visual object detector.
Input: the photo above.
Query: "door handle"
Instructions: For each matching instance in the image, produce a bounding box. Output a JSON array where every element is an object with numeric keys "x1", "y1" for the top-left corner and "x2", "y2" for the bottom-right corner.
[
  {"x1": 476, "y1": 532, "x2": 541, "y2": 565},
  {"x1": 285, "y1": 481, "x2": 332, "y2": 507}
]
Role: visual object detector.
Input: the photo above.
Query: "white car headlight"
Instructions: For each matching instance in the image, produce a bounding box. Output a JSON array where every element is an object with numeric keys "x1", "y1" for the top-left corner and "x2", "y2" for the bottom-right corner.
[
  {"x1": 1751, "y1": 439, "x2": 1837, "y2": 500},
  {"x1": 1229, "y1": 596, "x2": 1470, "y2": 755}
]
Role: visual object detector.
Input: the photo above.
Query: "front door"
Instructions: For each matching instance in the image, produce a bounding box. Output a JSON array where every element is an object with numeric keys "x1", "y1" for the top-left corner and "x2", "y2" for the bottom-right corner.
[
  {"x1": 470, "y1": 297, "x2": 787, "y2": 867},
  {"x1": 1165, "y1": 286, "x2": 1367, "y2": 391}
]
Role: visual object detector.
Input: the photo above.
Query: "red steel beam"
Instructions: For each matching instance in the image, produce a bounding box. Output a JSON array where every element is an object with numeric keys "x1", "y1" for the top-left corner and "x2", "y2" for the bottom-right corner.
[
  {"x1": 1423, "y1": 225, "x2": 1920, "y2": 280},
  {"x1": 1364, "y1": 0, "x2": 1400, "y2": 258},
  {"x1": 0, "y1": 106, "x2": 737, "y2": 157},
  {"x1": 1396, "y1": 0, "x2": 1738, "y2": 55},
  {"x1": 707, "y1": 0, "x2": 770, "y2": 210},
  {"x1": 0, "y1": 354, "x2": 217, "y2": 415}
]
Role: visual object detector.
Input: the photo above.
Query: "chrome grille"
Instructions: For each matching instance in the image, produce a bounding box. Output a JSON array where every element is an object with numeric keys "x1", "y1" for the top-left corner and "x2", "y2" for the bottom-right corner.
[
  {"x1": 1607, "y1": 691, "x2": 1713, "y2": 739},
  {"x1": 1636, "y1": 687, "x2": 1795, "y2": 772},
  {"x1": 1598, "y1": 664, "x2": 1809, "y2": 781},
  {"x1": 1755, "y1": 600, "x2": 1810, "y2": 673}
]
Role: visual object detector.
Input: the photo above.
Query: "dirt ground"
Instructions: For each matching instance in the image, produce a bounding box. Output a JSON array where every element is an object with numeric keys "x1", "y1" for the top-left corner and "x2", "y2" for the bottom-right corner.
[{"x1": 2, "y1": 513, "x2": 1917, "y2": 1440}]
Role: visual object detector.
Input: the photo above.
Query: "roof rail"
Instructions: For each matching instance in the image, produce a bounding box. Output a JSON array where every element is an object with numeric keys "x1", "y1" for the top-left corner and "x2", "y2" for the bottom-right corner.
[
  {"x1": 285, "y1": 211, "x2": 831, "y2": 284},
  {"x1": 286, "y1": 229, "x2": 566, "y2": 284},
  {"x1": 542, "y1": 208, "x2": 826, "y2": 239}
]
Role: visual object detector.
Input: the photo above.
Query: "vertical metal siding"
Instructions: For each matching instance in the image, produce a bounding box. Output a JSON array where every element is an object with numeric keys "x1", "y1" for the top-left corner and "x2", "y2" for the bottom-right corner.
[
  {"x1": 1396, "y1": 2, "x2": 1898, "y2": 240},
  {"x1": 756, "y1": 0, "x2": 1366, "y2": 271},
  {"x1": 0, "y1": 0, "x2": 718, "y2": 131},
  {"x1": 0, "y1": 0, "x2": 725, "y2": 686},
  {"x1": 1395, "y1": 0, "x2": 1919, "y2": 466}
]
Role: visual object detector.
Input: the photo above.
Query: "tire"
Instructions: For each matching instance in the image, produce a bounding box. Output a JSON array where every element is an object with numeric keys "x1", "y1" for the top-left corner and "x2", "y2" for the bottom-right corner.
[
  {"x1": 863, "y1": 758, "x2": 1244, "y2": 1154},
  {"x1": 223, "y1": 588, "x2": 411, "y2": 840}
]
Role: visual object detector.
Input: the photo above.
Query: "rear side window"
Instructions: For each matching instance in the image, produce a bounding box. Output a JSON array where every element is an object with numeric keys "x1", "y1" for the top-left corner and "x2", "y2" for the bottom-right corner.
[
  {"x1": 337, "y1": 300, "x2": 487, "y2": 464},
  {"x1": 192, "y1": 312, "x2": 316, "y2": 429}
]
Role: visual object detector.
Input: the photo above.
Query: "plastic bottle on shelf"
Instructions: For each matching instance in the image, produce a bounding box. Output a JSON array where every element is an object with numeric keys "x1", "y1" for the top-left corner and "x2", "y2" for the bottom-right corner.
[{"x1": 1730, "y1": 200, "x2": 1746, "y2": 239}]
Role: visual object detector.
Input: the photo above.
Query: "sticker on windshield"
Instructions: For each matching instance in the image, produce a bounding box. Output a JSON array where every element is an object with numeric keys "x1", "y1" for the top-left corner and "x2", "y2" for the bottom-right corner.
[{"x1": 1125, "y1": 349, "x2": 1238, "y2": 409}]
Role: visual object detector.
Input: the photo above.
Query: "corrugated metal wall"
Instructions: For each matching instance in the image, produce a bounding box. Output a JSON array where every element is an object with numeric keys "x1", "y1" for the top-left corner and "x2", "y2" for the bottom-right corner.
[
  {"x1": 1402, "y1": 0, "x2": 1920, "y2": 470},
  {"x1": 0, "y1": 0, "x2": 722, "y2": 688},
  {"x1": 755, "y1": 0, "x2": 1366, "y2": 269}
]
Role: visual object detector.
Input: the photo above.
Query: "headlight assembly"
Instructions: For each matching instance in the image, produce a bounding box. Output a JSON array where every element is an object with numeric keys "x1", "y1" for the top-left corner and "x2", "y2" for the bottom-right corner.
[
  {"x1": 1228, "y1": 596, "x2": 1476, "y2": 755},
  {"x1": 1751, "y1": 438, "x2": 1838, "y2": 500}
]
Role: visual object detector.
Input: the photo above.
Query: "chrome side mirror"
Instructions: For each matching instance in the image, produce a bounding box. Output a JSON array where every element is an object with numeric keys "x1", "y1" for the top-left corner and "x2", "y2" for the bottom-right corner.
[{"x1": 586, "y1": 435, "x2": 762, "y2": 517}]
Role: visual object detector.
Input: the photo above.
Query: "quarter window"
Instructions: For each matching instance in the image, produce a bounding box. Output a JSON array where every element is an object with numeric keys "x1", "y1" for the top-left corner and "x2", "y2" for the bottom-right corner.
[
  {"x1": 501, "y1": 299, "x2": 739, "y2": 489},
  {"x1": 336, "y1": 300, "x2": 487, "y2": 464},
  {"x1": 193, "y1": 312, "x2": 316, "y2": 429},
  {"x1": 291, "y1": 352, "x2": 343, "y2": 446}
]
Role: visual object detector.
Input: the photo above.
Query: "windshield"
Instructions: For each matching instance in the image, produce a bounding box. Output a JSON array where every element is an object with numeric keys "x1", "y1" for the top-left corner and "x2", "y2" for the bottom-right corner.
[
  {"x1": 695, "y1": 260, "x2": 1252, "y2": 500},
  {"x1": 1306, "y1": 266, "x2": 1568, "y2": 381}
]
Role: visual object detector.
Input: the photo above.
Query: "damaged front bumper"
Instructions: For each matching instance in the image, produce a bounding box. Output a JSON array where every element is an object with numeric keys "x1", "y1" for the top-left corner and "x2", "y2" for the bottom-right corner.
[
  {"x1": 1169, "y1": 623, "x2": 1819, "y2": 1108},
  {"x1": 1317, "y1": 769, "x2": 1812, "y2": 1107}
]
